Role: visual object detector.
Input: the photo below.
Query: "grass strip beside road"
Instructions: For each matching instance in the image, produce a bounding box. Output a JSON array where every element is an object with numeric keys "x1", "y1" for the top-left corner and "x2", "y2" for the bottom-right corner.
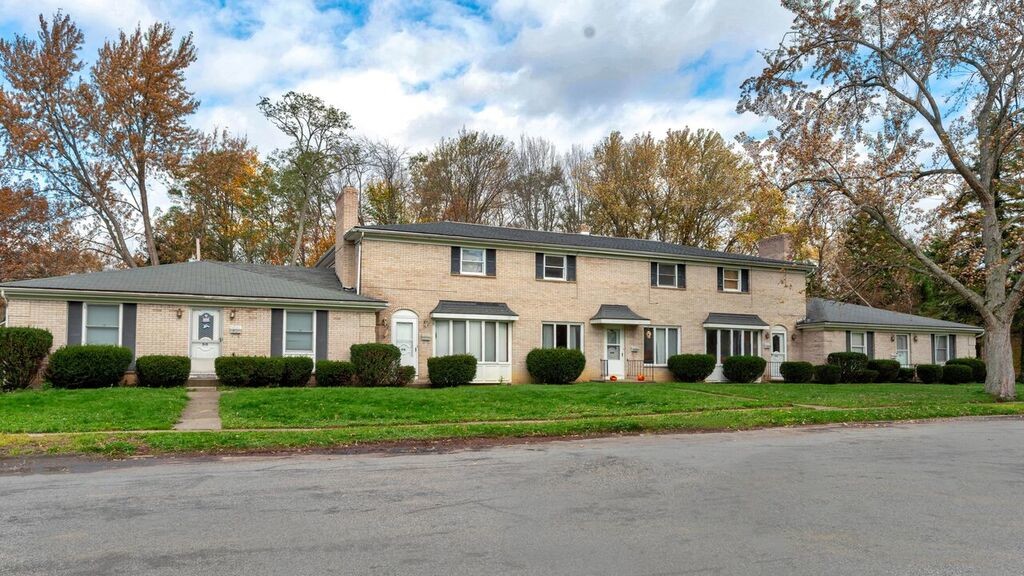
[
  {"x1": 0, "y1": 388, "x2": 189, "y2": 433},
  {"x1": 673, "y1": 383, "x2": 997, "y2": 408}
]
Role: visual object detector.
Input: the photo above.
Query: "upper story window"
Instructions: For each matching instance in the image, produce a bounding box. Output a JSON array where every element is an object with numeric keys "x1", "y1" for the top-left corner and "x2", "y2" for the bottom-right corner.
[
  {"x1": 284, "y1": 310, "x2": 315, "y2": 357},
  {"x1": 536, "y1": 253, "x2": 576, "y2": 282},
  {"x1": 460, "y1": 248, "x2": 485, "y2": 275},
  {"x1": 717, "y1": 267, "x2": 749, "y2": 293},
  {"x1": 849, "y1": 331, "x2": 867, "y2": 355},
  {"x1": 451, "y1": 247, "x2": 495, "y2": 276},
  {"x1": 84, "y1": 303, "x2": 120, "y2": 345},
  {"x1": 652, "y1": 262, "x2": 685, "y2": 288},
  {"x1": 542, "y1": 322, "x2": 583, "y2": 351}
]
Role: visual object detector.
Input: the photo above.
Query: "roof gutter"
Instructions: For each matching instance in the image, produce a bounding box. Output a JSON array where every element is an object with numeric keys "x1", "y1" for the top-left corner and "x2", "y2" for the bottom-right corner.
[
  {"x1": 346, "y1": 228, "x2": 816, "y2": 274},
  {"x1": 796, "y1": 321, "x2": 984, "y2": 335}
]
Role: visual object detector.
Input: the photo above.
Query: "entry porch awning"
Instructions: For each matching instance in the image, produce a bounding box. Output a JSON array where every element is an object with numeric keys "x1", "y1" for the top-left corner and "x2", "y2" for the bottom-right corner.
[
  {"x1": 590, "y1": 304, "x2": 651, "y2": 326},
  {"x1": 430, "y1": 300, "x2": 519, "y2": 321},
  {"x1": 703, "y1": 313, "x2": 769, "y2": 330}
]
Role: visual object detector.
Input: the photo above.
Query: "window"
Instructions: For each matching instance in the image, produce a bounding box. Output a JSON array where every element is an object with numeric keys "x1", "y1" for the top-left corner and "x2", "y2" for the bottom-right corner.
[
  {"x1": 644, "y1": 326, "x2": 679, "y2": 365},
  {"x1": 849, "y1": 331, "x2": 867, "y2": 354},
  {"x1": 654, "y1": 262, "x2": 683, "y2": 288},
  {"x1": 722, "y1": 268, "x2": 741, "y2": 292},
  {"x1": 705, "y1": 329, "x2": 761, "y2": 363},
  {"x1": 84, "y1": 304, "x2": 119, "y2": 345},
  {"x1": 284, "y1": 311, "x2": 314, "y2": 356},
  {"x1": 542, "y1": 323, "x2": 583, "y2": 351},
  {"x1": 460, "y1": 248, "x2": 485, "y2": 275},
  {"x1": 895, "y1": 334, "x2": 911, "y2": 367},
  {"x1": 543, "y1": 254, "x2": 566, "y2": 280},
  {"x1": 435, "y1": 319, "x2": 510, "y2": 363},
  {"x1": 934, "y1": 334, "x2": 950, "y2": 363}
]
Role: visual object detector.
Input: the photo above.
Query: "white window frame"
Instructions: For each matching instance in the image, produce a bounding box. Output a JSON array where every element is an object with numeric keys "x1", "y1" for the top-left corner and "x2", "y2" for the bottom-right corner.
[
  {"x1": 542, "y1": 322, "x2": 584, "y2": 351},
  {"x1": 644, "y1": 326, "x2": 680, "y2": 366},
  {"x1": 459, "y1": 247, "x2": 486, "y2": 276},
  {"x1": 543, "y1": 254, "x2": 566, "y2": 280},
  {"x1": 849, "y1": 331, "x2": 867, "y2": 354},
  {"x1": 434, "y1": 319, "x2": 511, "y2": 364},
  {"x1": 82, "y1": 303, "x2": 122, "y2": 345},
  {"x1": 705, "y1": 328, "x2": 761, "y2": 364},
  {"x1": 655, "y1": 262, "x2": 679, "y2": 288},
  {"x1": 283, "y1": 310, "x2": 316, "y2": 358},
  {"x1": 934, "y1": 334, "x2": 950, "y2": 364},
  {"x1": 722, "y1": 267, "x2": 741, "y2": 292},
  {"x1": 895, "y1": 334, "x2": 911, "y2": 367}
]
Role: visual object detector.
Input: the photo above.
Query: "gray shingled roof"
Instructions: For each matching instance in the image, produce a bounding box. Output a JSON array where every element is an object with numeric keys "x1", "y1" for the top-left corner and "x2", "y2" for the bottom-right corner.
[
  {"x1": 704, "y1": 313, "x2": 769, "y2": 327},
  {"x1": 346, "y1": 222, "x2": 807, "y2": 268},
  {"x1": 431, "y1": 300, "x2": 518, "y2": 317},
  {"x1": 801, "y1": 298, "x2": 982, "y2": 332},
  {"x1": 590, "y1": 304, "x2": 650, "y2": 322},
  {"x1": 0, "y1": 261, "x2": 384, "y2": 304}
]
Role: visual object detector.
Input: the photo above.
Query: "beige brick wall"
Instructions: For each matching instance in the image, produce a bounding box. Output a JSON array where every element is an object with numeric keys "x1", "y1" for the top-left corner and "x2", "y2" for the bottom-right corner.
[
  {"x1": 358, "y1": 238, "x2": 808, "y2": 383},
  {"x1": 798, "y1": 329, "x2": 979, "y2": 365},
  {"x1": 135, "y1": 304, "x2": 189, "y2": 357},
  {"x1": 5, "y1": 299, "x2": 67, "y2": 351},
  {"x1": 327, "y1": 309, "x2": 378, "y2": 361},
  {"x1": 221, "y1": 307, "x2": 272, "y2": 357}
]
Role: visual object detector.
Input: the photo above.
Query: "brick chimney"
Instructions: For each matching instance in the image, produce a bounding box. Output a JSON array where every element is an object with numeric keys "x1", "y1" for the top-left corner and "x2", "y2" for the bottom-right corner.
[
  {"x1": 335, "y1": 186, "x2": 359, "y2": 288},
  {"x1": 757, "y1": 233, "x2": 793, "y2": 261}
]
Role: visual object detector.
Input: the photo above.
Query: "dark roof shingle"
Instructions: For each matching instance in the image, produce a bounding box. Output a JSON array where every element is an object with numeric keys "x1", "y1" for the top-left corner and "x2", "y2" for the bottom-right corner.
[
  {"x1": 704, "y1": 313, "x2": 769, "y2": 327},
  {"x1": 590, "y1": 304, "x2": 650, "y2": 322},
  {"x1": 430, "y1": 300, "x2": 518, "y2": 317},
  {"x1": 801, "y1": 298, "x2": 982, "y2": 332}
]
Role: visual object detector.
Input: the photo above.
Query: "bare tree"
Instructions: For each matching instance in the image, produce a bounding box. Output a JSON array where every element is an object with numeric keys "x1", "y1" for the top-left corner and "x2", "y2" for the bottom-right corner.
[{"x1": 507, "y1": 135, "x2": 566, "y2": 231}]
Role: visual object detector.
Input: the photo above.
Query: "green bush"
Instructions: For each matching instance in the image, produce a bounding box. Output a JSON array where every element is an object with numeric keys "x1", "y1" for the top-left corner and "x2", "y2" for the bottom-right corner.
[
  {"x1": 350, "y1": 343, "x2": 401, "y2": 387},
  {"x1": 896, "y1": 367, "x2": 916, "y2": 383},
  {"x1": 315, "y1": 360, "x2": 355, "y2": 387},
  {"x1": 941, "y1": 364, "x2": 972, "y2": 384},
  {"x1": 779, "y1": 361, "x2": 814, "y2": 383},
  {"x1": 281, "y1": 357, "x2": 314, "y2": 387},
  {"x1": 827, "y1": 352, "x2": 869, "y2": 382},
  {"x1": 667, "y1": 354, "x2": 716, "y2": 382},
  {"x1": 851, "y1": 369, "x2": 879, "y2": 383},
  {"x1": 134, "y1": 355, "x2": 190, "y2": 387},
  {"x1": 396, "y1": 365, "x2": 417, "y2": 386},
  {"x1": 814, "y1": 364, "x2": 841, "y2": 384},
  {"x1": 945, "y1": 358, "x2": 986, "y2": 383},
  {"x1": 0, "y1": 327, "x2": 53, "y2": 391},
  {"x1": 866, "y1": 359, "x2": 900, "y2": 382},
  {"x1": 47, "y1": 345, "x2": 133, "y2": 389},
  {"x1": 722, "y1": 355, "x2": 766, "y2": 383},
  {"x1": 915, "y1": 364, "x2": 943, "y2": 384},
  {"x1": 428, "y1": 355, "x2": 477, "y2": 387},
  {"x1": 214, "y1": 356, "x2": 285, "y2": 387},
  {"x1": 525, "y1": 348, "x2": 587, "y2": 384}
]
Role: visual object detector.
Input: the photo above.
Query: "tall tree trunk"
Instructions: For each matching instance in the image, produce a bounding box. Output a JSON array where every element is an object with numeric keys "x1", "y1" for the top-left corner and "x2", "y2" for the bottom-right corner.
[
  {"x1": 290, "y1": 197, "x2": 309, "y2": 266},
  {"x1": 138, "y1": 174, "x2": 160, "y2": 265},
  {"x1": 984, "y1": 318, "x2": 1017, "y2": 401}
]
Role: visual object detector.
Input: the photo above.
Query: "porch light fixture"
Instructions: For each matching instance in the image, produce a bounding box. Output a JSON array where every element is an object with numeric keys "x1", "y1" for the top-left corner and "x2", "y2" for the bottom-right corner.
[
  {"x1": 176, "y1": 307, "x2": 183, "y2": 319},
  {"x1": 891, "y1": 334, "x2": 895, "y2": 342},
  {"x1": 229, "y1": 309, "x2": 236, "y2": 320}
]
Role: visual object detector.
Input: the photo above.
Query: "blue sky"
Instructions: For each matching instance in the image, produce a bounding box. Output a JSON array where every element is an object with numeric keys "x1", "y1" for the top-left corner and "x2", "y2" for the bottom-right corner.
[{"x1": 0, "y1": 0, "x2": 794, "y2": 157}]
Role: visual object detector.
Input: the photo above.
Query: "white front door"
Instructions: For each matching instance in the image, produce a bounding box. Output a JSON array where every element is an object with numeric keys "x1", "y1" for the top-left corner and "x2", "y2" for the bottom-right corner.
[
  {"x1": 190, "y1": 309, "x2": 221, "y2": 375},
  {"x1": 895, "y1": 334, "x2": 910, "y2": 367},
  {"x1": 391, "y1": 310, "x2": 418, "y2": 374},
  {"x1": 605, "y1": 327, "x2": 624, "y2": 379},
  {"x1": 770, "y1": 328, "x2": 787, "y2": 380}
]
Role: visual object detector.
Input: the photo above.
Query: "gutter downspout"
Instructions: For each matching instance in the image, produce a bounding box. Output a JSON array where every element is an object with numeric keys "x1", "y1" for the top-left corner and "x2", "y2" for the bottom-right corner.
[
  {"x1": 356, "y1": 231, "x2": 364, "y2": 294},
  {"x1": 0, "y1": 289, "x2": 7, "y2": 326}
]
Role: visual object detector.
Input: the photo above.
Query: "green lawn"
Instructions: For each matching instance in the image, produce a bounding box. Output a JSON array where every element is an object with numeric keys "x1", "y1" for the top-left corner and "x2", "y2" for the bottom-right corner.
[
  {"x1": 0, "y1": 388, "x2": 189, "y2": 433},
  {"x1": 219, "y1": 382, "x2": 774, "y2": 429},
  {"x1": 674, "y1": 383, "x2": 997, "y2": 408}
]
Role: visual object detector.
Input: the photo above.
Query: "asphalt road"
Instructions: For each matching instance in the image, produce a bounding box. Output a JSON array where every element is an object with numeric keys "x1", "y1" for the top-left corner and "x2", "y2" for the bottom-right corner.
[{"x1": 2, "y1": 418, "x2": 1023, "y2": 575}]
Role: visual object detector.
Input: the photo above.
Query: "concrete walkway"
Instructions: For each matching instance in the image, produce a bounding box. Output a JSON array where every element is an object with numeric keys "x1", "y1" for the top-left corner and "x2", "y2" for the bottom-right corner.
[{"x1": 173, "y1": 387, "x2": 222, "y2": 431}]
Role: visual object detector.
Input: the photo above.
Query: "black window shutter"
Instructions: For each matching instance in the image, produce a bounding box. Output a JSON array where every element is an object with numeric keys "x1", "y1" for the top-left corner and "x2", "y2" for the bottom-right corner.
[
  {"x1": 677, "y1": 264, "x2": 686, "y2": 288},
  {"x1": 845, "y1": 330, "x2": 852, "y2": 352},
  {"x1": 122, "y1": 303, "x2": 137, "y2": 368},
  {"x1": 566, "y1": 255, "x2": 577, "y2": 281},
  {"x1": 270, "y1": 308, "x2": 284, "y2": 357},
  {"x1": 535, "y1": 253, "x2": 544, "y2": 279},
  {"x1": 486, "y1": 249, "x2": 496, "y2": 276},
  {"x1": 716, "y1": 267, "x2": 724, "y2": 291},
  {"x1": 643, "y1": 327, "x2": 654, "y2": 364},
  {"x1": 741, "y1": 269, "x2": 750, "y2": 293},
  {"x1": 450, "y1": 246, "x2": 460, "y2": 274},
  {"x1": 67, "y1": 301, "x2": 83, "y2": 346},
  {"x1": 315, "y1": 310, "x2": 329, "y2": 361},
  {"x1": 650, "y1": 262, "x2": 658, "y2": 286},
  {"x1": 866, "y1": 331, "x2": 875, "y2": 359},
  {"x1": 930, "y1": 334, "x2": 936, "y2": 363},
  {"x1": 949, "y1": 334, "x2": 956, "y2": 360}
]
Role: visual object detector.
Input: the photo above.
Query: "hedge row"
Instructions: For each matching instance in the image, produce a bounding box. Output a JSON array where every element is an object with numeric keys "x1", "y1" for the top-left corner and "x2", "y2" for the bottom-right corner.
[{"x1": 0, "y1": 327, "x2": 53, "y2": 391}]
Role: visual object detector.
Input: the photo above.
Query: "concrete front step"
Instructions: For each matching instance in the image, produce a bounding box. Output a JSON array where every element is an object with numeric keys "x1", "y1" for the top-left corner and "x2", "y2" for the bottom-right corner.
[{"x1": 187, "y1": 378, "x2": 220, "y2": 388}]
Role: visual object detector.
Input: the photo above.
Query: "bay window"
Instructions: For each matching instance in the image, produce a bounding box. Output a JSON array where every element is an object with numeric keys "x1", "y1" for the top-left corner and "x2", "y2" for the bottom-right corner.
[
  {"x1": 542, "y1": 322, "x2": 583, "y2": 351},
  {"x1": 435, "y1": 319, "x2": 510, "y2": 363},
  {"x1": 705, "y1": 328, "x2": 761, "y2": 363}
]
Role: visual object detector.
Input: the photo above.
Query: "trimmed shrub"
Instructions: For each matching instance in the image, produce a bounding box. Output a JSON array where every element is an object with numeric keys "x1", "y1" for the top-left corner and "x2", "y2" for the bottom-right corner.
[
  {"x1": 135, "y1": 355, "x2": 190, "y2": 387},
  {"x1": 525, "y1": 348, "x2": 587, "y2": 384},
  {"x1": 350, "y1": 343, "x2": 401, "y2": 387},
  {"x1": 428, "y1": 355, "x2": 477, "y2": 387},
  {"x1": 915, "y1": 364, "x2": 943, "y2": 384},
  {"x1": 945, "y1": 358, "x2": 986, "y2": 383},
  {"x1": 866, "y1": 359, "x2": 900, "y2": 382},
  {"x1": 667, "y1": 354, "x2": 716, "y2": 382},
  {"x1": 896, "y1": 367, "x2": 916, "y2": 383},
  {"x1": 722, "y1": 355, "x2": 766, "y2": 383},
  {"x1": 851, "y1": 369, "x2": 879, "y2": 383},
  {"x1": 396, "y1": 365, "x2": 417, "y2": 386},
  {"x1": 941, "y1": 364, "x2": 972, "y2": 385},
  {"x1": 47, "y1": 345, "x2": 133, "y2": 389},
  {"x1": 0, "y1": 326, "x2": 53, "y2": 392},
  {"x1": 827, "y1": 352, "x2": 869, "y2": 382},
  {"x1": 280, "y1": 357, "x2": 314, "y2": 387},
  {"x1": 814, "y1": 364, "x2": 841, "y2": 384},
  {"x1": 779, "y1": 361, "x2": 814, "y2": 383},
  {"x1": 214, "y1": 356, "x2": 285, "y2": 387},
  {"x1": 315, "y1": 360, "x2": 355, "y2": 387}
]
